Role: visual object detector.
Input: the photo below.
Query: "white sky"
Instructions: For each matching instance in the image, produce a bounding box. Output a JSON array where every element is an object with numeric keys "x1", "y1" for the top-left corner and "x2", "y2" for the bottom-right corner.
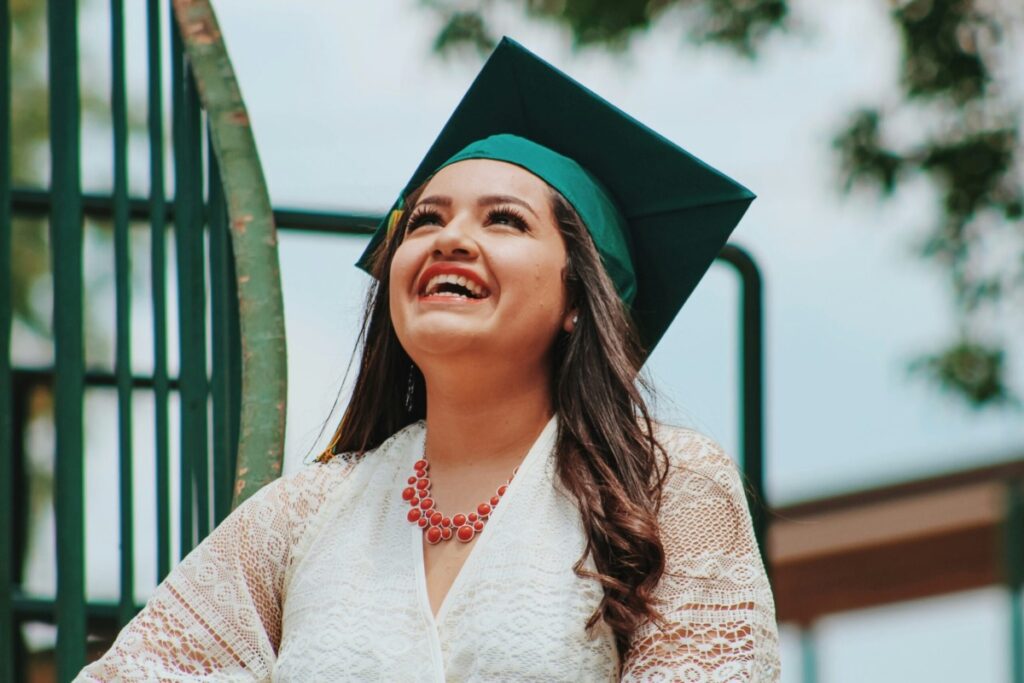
[{"x1": 14, "y1": 0, "x2": 1024, "y2": 677}]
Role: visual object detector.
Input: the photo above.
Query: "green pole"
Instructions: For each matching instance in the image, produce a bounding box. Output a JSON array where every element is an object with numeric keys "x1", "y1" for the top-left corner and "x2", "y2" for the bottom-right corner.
[
  {"x1": 148, "y1": 0, "x2": 172, "y2": 581},
  {"x1": 110, "y1": 0, "x2": 136, "y2": 628},
  {"x1": 0, "y1": 0, "x2": 15, "y2": 677},
  {"x1": 48, "y1": 0, "x2": 87, "y2": 677},
  {"x1": 719, "y1": 244, "x2": 769, "y2": 574},
  {"x1": 208, "y1": 139, "x2": 240, "y2": 525},
  {"x1": 171, "y1": 15, "x2": 210, "y2": 553},
  {"x1": 172, "y1": 0, "x2": 287, "y2": 507},
  {"x1": 800, "y1": 624, "x2": 818, "y2": 683},
  {"x1": 1005, "y1": 483, "x2": 1024, "y2": 683}
]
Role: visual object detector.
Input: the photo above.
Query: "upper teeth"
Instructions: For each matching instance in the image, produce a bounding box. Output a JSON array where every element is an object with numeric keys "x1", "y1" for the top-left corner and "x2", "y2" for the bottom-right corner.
[{"x1": 423, "y1": 273, "x2": 488, "y2": 298}]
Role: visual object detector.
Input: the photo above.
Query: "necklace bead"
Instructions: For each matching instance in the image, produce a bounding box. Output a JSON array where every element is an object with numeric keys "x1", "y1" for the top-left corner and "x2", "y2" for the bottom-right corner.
[{"x1": 406, "y1": 456, "x2": 516, "y2": 543}]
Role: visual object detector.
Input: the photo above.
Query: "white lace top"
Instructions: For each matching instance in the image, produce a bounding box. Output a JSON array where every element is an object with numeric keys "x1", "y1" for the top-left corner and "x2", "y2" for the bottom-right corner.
[{"x1": 77, "y1": 418, "x2": 780, "y2": 682}]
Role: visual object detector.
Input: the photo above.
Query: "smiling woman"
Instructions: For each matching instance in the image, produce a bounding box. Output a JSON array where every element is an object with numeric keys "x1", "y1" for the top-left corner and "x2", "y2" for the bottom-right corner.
[
  {"x1": 77, "y1": 39, "x2": 779, "y2": 682},
  {"x1": 392, "y1": 160, "x2": 572, "y2": 365}
]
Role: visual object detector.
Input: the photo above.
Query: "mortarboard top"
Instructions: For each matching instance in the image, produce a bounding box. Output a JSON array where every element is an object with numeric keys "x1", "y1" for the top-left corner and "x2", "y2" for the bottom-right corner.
[{"x1": 357, "y1": 37, "x2": 754, "y2": 354}]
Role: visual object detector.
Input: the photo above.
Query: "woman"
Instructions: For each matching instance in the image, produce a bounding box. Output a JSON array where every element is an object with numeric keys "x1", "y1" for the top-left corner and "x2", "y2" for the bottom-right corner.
[{"x1": 79, "y1": 39, "x2": 779, "y2": 681}]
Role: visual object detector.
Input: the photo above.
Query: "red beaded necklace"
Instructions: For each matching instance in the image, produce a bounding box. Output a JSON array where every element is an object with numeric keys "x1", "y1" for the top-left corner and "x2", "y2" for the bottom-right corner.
[{"x1": 403, "y1": 458, "x2": 517, "y2": 544}]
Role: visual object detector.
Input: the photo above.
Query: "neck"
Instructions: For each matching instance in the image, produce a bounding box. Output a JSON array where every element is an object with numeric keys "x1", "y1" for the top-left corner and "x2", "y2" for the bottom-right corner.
[{"x1": 420, "y1": 357, "x2": 554, "y2": 470}]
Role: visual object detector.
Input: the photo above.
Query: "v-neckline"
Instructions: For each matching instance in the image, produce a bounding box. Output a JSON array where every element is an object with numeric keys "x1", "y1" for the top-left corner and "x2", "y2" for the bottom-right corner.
[{"x1": 411, "y1": 416, "x2": 558, "y2": 626}]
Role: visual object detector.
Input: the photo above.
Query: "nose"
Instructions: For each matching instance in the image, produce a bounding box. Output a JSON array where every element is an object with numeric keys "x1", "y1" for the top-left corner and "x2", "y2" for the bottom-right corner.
[{"x1": 430, "y1": 213, "x2": 478, "y2": 260}]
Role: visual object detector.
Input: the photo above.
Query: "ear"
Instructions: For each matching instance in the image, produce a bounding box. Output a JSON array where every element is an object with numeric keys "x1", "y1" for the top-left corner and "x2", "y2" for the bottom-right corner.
[{"x1": 562, "y1": 309, "x2": 579, "y2": 333}]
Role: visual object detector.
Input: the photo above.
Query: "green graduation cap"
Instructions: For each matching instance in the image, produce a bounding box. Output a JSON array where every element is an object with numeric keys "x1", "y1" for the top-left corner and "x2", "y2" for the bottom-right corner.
[{"x1": 357, "y1": 37, "x2": 755, "y2": 353}]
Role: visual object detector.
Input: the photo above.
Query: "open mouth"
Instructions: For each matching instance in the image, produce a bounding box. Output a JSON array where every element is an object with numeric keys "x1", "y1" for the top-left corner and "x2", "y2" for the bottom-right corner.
[{"x1": 419, "y1": 273, "x2": 491, "y2": 301}]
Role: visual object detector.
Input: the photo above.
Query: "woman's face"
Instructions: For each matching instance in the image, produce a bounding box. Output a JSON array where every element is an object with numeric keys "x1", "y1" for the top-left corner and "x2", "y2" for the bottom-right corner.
[{"x1": 389, "y1": 159, "x2": 572, "y2": 368}]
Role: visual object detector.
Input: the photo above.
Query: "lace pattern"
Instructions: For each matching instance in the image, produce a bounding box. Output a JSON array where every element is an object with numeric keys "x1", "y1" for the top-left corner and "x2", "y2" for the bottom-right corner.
[
  {"x1": 621, "y1": 426, "x2": 780, "y2": 682},
  {"x1": 75, "y1": 461, "x2": 355, "y2": 682},
  {"x1": 77, "y1": 422, "x2": 779, "y2": 682}
]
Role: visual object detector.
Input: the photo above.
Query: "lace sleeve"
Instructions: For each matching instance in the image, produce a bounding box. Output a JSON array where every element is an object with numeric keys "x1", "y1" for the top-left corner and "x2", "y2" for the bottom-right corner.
[
  {"x1": 76, "y1": 463, "x2": 350, "y2": 682},
  {"x1": 621, "y1": 427, "x2": 781, "y2": 682}
]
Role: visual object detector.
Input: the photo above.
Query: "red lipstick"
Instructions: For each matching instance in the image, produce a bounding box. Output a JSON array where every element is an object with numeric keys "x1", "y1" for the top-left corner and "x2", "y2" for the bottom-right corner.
[{"x1": 416, "y1": 264, "x2": 491, "y2": 299}]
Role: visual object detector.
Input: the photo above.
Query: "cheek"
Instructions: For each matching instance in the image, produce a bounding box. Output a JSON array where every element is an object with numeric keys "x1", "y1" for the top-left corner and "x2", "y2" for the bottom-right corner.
[
  {"x1": 389, "y1": 242, "x2": 421, "y2": 296},
  {"x1": 501, "y1": 251, "x2": 567, "y2": 314},
  {"x1": 388, "y1": 243, "x2": 420, "y2": 323}
]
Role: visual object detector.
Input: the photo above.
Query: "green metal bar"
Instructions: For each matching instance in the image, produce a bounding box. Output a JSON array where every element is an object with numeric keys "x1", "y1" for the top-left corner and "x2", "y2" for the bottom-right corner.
[
  {"x1": 12, "y1": 366, "x2": 180, "y2": 390},
  {"x1": 1005, "y1": 483, "x2": 1024, "y2": 683},
  {"x1": 1014, "y1": 588, "x2": 1024, "y2": 683},
  {"x1": 800, "y1": 625, "x2": 818, "y2": 683},
  {"x1": 111, "y1": 0, "x2": 135, "y2": 629},
  {"x1": 207, "y1": 136, "x2": 234, "y2": 524},
  {"x1": 172, "y1": 0, "x2": 287, "y2": 507},
  {"x1": 171, "y1": 17, "x2": 211, "y2": 553},
  {"x1": 48, "y1": 0, "x2": 87, "y2": 677},
  {"x1": 149, "y1": 0, "x2": 171, "y2": 581},
  {"x1": 12, "y1": 590, "x2": 141, "y2": 623},
  {"x1": 171, "y1": 13, "x2": 192, "y2": 557},
  {"x1": 0, "y1": 0, "x2": 15, "y2": 677},
  {"x1": 170, "y1": 16, "x2": 194, "y2": 554},
  {"x1": 10, "y1": 187, "x2": 381, "y2": 235},
  {"x1": 718, "y1": 244, "x2": 769, "y2": 575}
]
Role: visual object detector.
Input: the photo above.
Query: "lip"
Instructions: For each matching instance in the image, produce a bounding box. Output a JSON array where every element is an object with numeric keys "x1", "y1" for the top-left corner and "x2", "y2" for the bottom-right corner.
[{"x1": 415, "y1": 263, "x2": 492, "y2": 300}]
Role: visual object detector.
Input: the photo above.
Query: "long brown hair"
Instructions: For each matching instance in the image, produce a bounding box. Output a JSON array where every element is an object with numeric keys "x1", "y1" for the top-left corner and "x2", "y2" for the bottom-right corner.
[{"x1": 321, "y1": 184, "x2": 669, "y2": 655}]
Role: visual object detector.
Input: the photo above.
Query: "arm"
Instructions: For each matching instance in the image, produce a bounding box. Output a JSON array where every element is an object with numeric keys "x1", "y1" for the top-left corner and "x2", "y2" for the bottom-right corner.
[
  {"x1": 76, "y1": 465, "x2": 335, "y2": 682},
  {"x1": 621, "y1": 428, "x2": 780, "y2": 682}
]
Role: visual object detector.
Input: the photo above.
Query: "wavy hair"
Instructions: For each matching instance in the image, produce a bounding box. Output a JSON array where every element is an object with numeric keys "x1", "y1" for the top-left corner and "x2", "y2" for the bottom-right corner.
[{"x1": 320, "y1": 184, "x2": 669, "y2": 656}]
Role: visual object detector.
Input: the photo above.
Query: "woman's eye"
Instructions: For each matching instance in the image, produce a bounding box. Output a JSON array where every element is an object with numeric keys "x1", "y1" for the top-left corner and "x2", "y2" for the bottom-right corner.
[
  {"x1": 406, "y1": 210, "x2": 443, "y2": 232},
  {"x1": 486, "y1": 208, "x2": 529, "y2": 231}
]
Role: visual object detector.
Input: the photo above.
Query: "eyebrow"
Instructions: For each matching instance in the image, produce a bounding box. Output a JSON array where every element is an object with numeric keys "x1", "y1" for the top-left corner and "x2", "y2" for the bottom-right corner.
[
  {"x1": 415, "y1": 195, "x2": 452, "y2": 208},
  {"x1": 478, "y1": 194, "x2": 540, "y2": 219},
  {"x1": 413, "y1": 194, "x2": 540, "y2": 219}
]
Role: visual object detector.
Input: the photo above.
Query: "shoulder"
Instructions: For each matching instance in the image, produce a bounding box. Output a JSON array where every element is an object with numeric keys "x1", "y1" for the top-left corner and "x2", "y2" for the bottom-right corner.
[
  {"x1": 253, "y1": 456, "x2": 359, "y2": 509},
  {"x1": 649, "y1": 422, "x2": 755, "y2": 551},
  {"x1": 250, "y1": 421, "x2": 427, "y2": 533},
  {"x1": 652, "y1": 423, "x2": 745, "y2": 499}
]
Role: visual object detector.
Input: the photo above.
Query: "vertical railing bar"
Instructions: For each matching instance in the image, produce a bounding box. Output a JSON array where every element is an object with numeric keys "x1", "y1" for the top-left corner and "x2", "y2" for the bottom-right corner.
[
  {"x1": 0, "y1": 0, "x2": 15, "y2": 677},
  {"x1": 207, "y1": 133, "x2": 232, "y2": 524},
  {"x1": 171, "y1": 11, "x2": 210, "y2": 553},
  {"x1": 1005, "y1": 482, "x2": 1024, "y2": 683},
  {"x1": 718, "y1": 244, "x2": 769, "y2": 574},
  {"x1": 800, "y1": 625, "x2": 818, "y2": 683},
  {"x1": 148, "y1": 0, "x2": 172, "y2": 581},
  {"x1": 1013, "y1": 588, "x2": 1024, "y2": 683},
  {"x1": 171, "y1": 16, "x2": 194, "y2": 555},
  {"x1": 48, "y1": 0, "x2": 87, "y2": 676},
  {"x1": 111, "y1": 0, "x2": 135, "y2": 628},
  {"x1": 188, "y1": 79, "x2": 210, "y2": 542},
  {"x1": 227, "y1": 239, "x2": 242, "y2": 498}
]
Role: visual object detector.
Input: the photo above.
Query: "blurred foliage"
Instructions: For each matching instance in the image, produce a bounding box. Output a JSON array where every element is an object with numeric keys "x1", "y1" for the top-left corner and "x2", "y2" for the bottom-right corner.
[
  {"x1": 909, "y1": 340, "x2": 1016, "y2": 407},
  {"x1": 422, "y1": 0, "x2": 1023, "y2": 409},
  {"x1": 833, "y1": 0, "x2": 1022, "y2": 408},
  {"x1": 425, "y1": 0, "x2": 789, "y2": 55}
]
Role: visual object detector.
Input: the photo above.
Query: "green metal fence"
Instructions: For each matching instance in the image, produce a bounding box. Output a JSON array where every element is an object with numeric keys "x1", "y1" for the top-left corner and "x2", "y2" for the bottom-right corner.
[
  {"x1": 0, "y1": 1, "x2": 286, "y2": 678},
  {"x1": 0, "y1": 1, "x2": 769, "y2": 680}
]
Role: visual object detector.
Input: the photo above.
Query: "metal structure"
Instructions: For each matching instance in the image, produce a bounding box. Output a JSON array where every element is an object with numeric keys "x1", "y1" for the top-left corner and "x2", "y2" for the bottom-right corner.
[
  {"x1": 0, "y1": 1, "x2": 768, "y2": 680},
  {"x1": 1, "y1": 0, "x2": 287, "y2": 678}
]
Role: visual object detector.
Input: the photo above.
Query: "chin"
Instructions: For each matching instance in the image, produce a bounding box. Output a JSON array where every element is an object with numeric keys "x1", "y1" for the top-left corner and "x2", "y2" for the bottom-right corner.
[{"x1": 400, "y1": 319, "x2": 490, "y2": 358}]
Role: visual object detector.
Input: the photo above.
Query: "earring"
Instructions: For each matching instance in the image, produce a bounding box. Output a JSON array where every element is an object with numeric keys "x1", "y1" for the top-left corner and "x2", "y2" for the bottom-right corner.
[
  {"x1": 572, "y1": 314, "x2": 578, "y2": 325},
  {"x1": 405, "y1": 365, "x2": 416, "y2": 412}
]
